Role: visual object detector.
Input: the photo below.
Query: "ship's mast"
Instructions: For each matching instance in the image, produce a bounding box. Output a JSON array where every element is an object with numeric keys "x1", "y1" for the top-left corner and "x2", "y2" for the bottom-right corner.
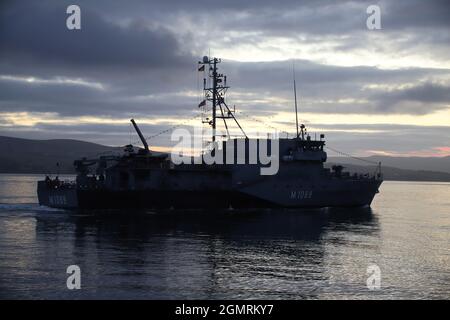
[
  {"x1": 199, "y1": 56, "x2": 246, "y2": 146},
  {"x1": 212, "y1": 58, "x2": 217, "y2": 143}
]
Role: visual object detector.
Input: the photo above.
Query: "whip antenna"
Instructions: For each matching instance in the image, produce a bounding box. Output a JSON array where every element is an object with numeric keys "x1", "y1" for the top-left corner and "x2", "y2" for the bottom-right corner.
[{"x1": 293, "y1": 61, "x2": 299, "y2": 138}]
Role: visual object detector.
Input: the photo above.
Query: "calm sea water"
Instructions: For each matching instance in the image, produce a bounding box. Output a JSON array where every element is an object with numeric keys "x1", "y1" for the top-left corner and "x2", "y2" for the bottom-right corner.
[{"x1": 0, "y1": 174, "x2": 448, "y2": 299}]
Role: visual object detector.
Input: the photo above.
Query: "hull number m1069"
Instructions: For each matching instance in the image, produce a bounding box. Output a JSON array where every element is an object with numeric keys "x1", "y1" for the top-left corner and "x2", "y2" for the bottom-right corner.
[{"x1": 290, "y1": 190, "x2": 313, "y2": 200}]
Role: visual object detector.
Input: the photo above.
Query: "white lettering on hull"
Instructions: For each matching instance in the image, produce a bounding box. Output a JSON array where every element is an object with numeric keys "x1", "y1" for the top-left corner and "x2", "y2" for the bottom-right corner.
[{"x1": 290, "y1": 190, "x2": 313, "y2": 200}]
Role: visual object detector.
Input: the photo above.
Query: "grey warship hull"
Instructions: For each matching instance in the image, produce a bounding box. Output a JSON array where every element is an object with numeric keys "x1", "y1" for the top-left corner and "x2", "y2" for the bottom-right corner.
[{"x1": 38, "y1": 180, "x2": 381, "y2": 210}]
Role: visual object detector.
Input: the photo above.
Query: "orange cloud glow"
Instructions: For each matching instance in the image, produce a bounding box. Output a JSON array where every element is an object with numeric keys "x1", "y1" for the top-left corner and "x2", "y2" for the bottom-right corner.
[{"x1": 367, "y1": 146, "x2": 450, "y2": 157}]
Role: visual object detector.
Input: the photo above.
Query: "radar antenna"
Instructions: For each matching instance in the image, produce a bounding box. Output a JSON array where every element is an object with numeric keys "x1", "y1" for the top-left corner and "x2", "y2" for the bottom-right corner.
[{"x1": 198, "y1": 56, "x2": 247, "y2": 145}]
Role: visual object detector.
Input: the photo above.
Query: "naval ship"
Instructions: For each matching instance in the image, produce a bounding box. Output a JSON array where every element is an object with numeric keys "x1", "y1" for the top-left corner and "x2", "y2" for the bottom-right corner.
[{"x1": 37, "y1": 57, "x2": 382, "y2": 209}]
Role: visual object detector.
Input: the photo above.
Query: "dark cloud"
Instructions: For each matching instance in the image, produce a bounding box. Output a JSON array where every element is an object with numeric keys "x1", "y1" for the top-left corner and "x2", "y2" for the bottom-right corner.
[
  {"x1": 0, "y1": 0, "x2": 193, "y2": 77},
  {"x1": 0, "y1": 58, "x2": 449, "y2": 118},
  {"x1": 218, "y1": 61, "x2": 450, "y2": 115},
  {"x1": 383, "y1": 82, "x2": 450, "y2": 104},
  {"x1": 0, "y1": 76, "x2": 200, "y2": 117},
  {"x1": 52, "y1": 0, "x2": 449, "y2": 35},
  {"x1": 370, "y1": 82, "x2": 450, "y2": 114},
  {"x1": 382, "y1": 0, "x2": 450, "y2": 30}
]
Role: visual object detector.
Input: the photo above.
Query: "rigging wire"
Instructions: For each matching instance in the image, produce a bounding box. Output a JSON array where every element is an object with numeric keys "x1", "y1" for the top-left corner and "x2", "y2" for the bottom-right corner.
[
  {"x1": 234, "y1": 109, "x2": 288, "y2": 135},
  {"x1": 130, "y1": 112, "x2": 202, "y2": 146},
  {"x1": 325, "y1": 146, "x2": 380, "y2": 165}
]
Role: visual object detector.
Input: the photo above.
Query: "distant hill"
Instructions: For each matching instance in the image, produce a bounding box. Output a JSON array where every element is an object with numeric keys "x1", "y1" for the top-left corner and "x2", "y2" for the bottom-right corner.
[
  {"x1": 0, "y1": 135, "x2": 449, "y2": 181},
  {"x1": 328, "y1": 155, "x2": 450, "y2": 173},
  {"x1": 326, "y1": 163, "x2": 450, "y2": 182},
  {"x1": 0, "y1": 136, "x2": 119, "y2": 174}
]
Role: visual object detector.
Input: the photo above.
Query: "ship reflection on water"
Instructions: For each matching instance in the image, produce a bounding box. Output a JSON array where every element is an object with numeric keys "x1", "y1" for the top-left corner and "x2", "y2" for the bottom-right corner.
[{"x1": 26, "y1": 208, "x2": 379, "y2": 299}]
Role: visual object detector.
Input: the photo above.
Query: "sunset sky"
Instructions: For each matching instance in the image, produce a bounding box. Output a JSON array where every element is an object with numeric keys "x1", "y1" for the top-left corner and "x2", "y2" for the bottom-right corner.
[{"x1": 0, "y1": 0, "x2": 449, "y2": 157}]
